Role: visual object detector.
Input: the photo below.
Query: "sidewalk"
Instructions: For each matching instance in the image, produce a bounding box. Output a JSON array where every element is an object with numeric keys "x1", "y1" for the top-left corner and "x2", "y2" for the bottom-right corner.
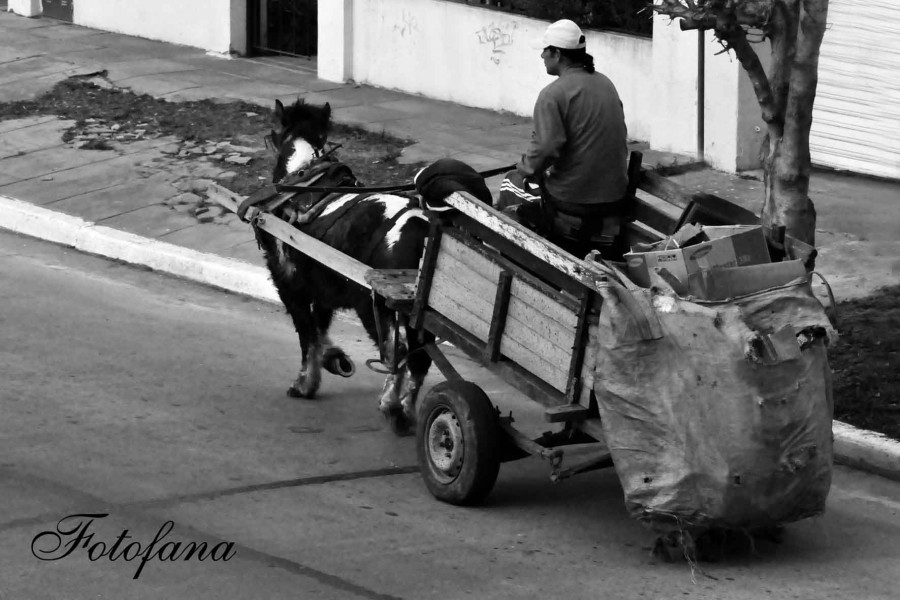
[{"x1": 2, "y1": 11, "x2": 899, "y2": 480}]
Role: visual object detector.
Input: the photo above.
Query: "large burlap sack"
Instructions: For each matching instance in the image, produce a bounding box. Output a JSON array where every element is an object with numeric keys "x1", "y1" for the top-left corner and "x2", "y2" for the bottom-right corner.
[{"x1": 591, "y1": 270, "x2": 835, "y2": 533}]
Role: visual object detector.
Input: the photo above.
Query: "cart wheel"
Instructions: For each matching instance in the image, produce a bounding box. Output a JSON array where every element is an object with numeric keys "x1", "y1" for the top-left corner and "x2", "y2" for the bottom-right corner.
[{"x1": 415, "y1": 381, "x2": 500, "y2": 506}]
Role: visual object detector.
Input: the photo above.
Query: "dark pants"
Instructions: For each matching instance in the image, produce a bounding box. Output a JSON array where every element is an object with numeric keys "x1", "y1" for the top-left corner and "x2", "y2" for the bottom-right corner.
[{"x1": 499, "y1": 172, "x2": 631, "y2": 260}]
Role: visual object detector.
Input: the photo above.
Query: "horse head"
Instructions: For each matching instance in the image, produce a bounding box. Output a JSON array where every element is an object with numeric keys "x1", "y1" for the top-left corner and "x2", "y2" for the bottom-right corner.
[{"x1": 270, "y1": 98, "x2": 332, "y2": 183}]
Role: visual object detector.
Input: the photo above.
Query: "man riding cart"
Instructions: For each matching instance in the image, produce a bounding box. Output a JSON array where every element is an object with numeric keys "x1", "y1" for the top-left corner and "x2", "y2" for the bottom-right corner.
[{"x1": 498, "y1": 19, "x2": 633, "y2": 260}]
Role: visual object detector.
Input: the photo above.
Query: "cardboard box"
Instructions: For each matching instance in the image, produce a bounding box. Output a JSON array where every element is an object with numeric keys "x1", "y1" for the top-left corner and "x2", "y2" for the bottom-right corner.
[
  {"x1": 625, "y1": 225, "x2": 771, "y2": 288},
  {"x1": 687, "y1": 259, "x2": 807, "y2": 300}
]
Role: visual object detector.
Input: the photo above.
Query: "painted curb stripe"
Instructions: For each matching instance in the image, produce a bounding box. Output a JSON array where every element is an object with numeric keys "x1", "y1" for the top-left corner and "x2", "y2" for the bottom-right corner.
[
  {"x1": 834, "y1": 420, "x2": 900, "y2": 482},
  {"x1": 0, "y1": 194, "x2": 280, "y2": 304}
]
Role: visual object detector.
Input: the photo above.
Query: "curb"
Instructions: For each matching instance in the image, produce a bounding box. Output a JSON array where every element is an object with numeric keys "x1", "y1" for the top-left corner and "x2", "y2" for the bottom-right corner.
[
  {"x1": 0, "y1": 194, "x2": 280, "y2": 305},
  {"x1": 833, "y1": 420, "x2": 900, "y2": 482},
  {"x1": 3, "y1": 194, "x2": 900, "y2": 484}
]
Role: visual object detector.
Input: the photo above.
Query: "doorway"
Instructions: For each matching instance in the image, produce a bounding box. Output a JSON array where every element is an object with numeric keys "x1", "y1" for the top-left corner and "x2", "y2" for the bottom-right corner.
[
  {"x1": 247, "y1": 0, "x2": 317, "y2": 58},
  {"x1": 41, "y1": 0, "x2": 73, "y2": 21}
]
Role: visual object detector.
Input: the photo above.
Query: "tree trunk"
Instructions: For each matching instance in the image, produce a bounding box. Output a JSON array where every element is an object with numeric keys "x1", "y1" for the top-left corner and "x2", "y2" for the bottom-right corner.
[
  {"x1": 652, "y1": 0, "x2": 830, "y2": 247},
  {"x1": 761, "y1": 0, "x2": 829, "y2": 246}
]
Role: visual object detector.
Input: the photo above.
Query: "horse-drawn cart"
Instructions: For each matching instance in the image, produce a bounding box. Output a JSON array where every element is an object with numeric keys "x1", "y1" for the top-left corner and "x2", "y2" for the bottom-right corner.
[{"x1": 210, "y1": 149, "x2": 835, "y2": 542}]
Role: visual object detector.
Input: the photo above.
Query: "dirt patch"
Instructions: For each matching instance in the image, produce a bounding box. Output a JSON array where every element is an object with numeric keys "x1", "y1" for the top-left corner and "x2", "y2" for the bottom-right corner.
[
  {"x1": 828, "y1": 284, "x2": 900, "y2": 441},
  {"x1": 0, "y1": 76, "x2": 426, "y2": 197}
]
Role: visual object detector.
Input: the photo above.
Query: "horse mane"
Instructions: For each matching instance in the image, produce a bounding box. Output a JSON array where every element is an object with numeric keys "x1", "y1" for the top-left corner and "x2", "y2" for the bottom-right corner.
[{"x1": 275, "y1": 98, "x2": 332, "y2": 148}]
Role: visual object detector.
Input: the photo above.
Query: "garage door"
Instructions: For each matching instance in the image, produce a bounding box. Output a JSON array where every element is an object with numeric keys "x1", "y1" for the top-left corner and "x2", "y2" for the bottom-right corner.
[{"x1": 810, "y1": 0, "x2": 900, "y2": 179}]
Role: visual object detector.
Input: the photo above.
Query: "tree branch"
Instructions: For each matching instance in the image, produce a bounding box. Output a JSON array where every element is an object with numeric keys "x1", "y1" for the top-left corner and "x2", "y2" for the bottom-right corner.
[
  {"x1": 715, "y1": 24, "x2": 779, "y2": 127},
  {"x1": 651, "y1": 0, "x2": 774, "y2": 29}
]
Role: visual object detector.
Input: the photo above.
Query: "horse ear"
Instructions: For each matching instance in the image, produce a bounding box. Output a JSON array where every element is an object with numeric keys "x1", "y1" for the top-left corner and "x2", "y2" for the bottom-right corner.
[
  {"x1": 274, "y1": 99, "x2": 285, "y2": 124},
  {"x1": 323, "y1": 102, "x2": 332, "y2": 121},
  {"x1": 266, "y1": 129, "x2": 279, "y2": 152}
]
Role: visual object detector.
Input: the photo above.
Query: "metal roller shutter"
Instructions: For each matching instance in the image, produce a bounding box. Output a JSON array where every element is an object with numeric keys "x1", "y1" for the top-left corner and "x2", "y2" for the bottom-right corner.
[{"x1": 810, "y1": 0, "x2": 900, "y2": 179}]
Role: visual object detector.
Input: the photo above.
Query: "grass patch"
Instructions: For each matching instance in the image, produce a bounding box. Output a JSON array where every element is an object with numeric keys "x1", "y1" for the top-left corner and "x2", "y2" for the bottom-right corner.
[{"x1": 828, "y1": 284, "x2": 900, "y2": 441}]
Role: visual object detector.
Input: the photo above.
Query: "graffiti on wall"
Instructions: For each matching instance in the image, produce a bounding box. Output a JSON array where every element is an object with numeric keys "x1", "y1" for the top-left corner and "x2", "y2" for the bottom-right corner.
[
  {"x1": 394, "y1": 10, "x2": 419, "y2": 37},
  {"x1": 475, "y1": 21, "x2": 518, "y2": 65}
]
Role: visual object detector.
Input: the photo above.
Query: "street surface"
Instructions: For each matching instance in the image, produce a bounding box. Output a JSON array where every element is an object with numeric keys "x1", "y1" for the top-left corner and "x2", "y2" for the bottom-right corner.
[{"x1": 1, "y1": 230, "x2": 899, "y2": 600}]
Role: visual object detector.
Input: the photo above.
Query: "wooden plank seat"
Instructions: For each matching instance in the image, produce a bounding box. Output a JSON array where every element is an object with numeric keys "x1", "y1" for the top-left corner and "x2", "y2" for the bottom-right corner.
[{"x1": 364, "y1": 269, "x2": 418, "y2": 311}]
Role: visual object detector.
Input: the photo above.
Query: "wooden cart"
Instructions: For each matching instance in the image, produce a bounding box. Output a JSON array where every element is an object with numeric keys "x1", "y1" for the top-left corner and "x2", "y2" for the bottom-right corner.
[
  {"x1": 362, "y1": 152, "x2": 764, "y2": 505},
  {"x1": 210, "y1": 152, "x2": 761, "y2": 506}
]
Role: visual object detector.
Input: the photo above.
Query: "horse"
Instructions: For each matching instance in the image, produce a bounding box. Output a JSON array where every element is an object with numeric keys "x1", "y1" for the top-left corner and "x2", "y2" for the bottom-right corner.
[{"x1": 248, "y1": 98, "x2": 435, "y2": 434}]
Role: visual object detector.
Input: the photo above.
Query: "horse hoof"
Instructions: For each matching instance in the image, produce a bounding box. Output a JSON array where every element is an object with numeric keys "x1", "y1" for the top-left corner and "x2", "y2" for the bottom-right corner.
[
  {"x1": 323, "y1": 348, "x2": 355, "y2": 377},
  {"x1": 287, "y1": 385, "x2": 316, "y2": 399},
  {"x1": 388, "y1": 412, "x2": 414, "y2": 437}
]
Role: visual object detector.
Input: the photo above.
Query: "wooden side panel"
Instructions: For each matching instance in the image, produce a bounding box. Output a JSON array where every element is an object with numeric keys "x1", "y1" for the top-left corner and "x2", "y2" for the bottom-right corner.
[
  {"x1": 500, "y1": 278, "x2": 576, "y2": 392},
  {"x1": 427, "y1": 235, "x2": 501, "y2": 342},
  {"x1": 428, "y1": 281, "x2": 491, "y2": 341},
  {"x1": 498, "y1": 326, "x2": 569, "y2": 392},
  {"x1": 506, "y1": 293, "x2": 574, "y2": 352},
  {"x1": 427, "y1": 234, "x2": 571, "y2": 391},
  {"x1": 439, "y1": 234, "x2": 501, "y2": 281}
]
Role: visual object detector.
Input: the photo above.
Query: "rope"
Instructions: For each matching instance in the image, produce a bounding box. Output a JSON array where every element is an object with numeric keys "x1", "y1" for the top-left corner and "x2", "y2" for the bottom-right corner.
[{"x1": 364, "y1": 340, "x2": 446, "y2": 375}]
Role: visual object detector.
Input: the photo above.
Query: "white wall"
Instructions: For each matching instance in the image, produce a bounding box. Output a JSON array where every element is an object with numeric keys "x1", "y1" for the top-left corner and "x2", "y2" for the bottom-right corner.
[
  {"x1": 74, "y1": 0, "x2": 247, "y2": 55},
  {"x1": 320, "y1": 0, "x2": 770, "y2": 173},
  {"x1": 649, "y1": 15, "x2": 700, "y2": 160},
  {"x1": 8, "y1": 0, "x2": 42, "y2": 17},
  {"x1": 318, "y1": 0, "x2": 353, "y2": 82},
  {"x1": 327, "y1": 0, "x2": 653, "y2": 141},
  {"x1": 703, "y1": 34, "x2": 769, "y2": 172},
  {"x1": 649, "y1": 11, "x2": 767, "y2": 172}
]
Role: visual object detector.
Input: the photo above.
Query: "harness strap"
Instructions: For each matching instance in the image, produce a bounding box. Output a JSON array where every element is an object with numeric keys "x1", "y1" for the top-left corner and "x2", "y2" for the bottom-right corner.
[
  {"x1": 236, "y1": 170, "x2": 330, "y2": 222},
  {"x1": 303, "y1": 192, "x2": 383, "y2": 239},
  {"x1": 291, "y1": 189, "x2": 376, "y2": 226},
  {"x1": 274, "y1": 163, "x2": 517, "y2": 195}
]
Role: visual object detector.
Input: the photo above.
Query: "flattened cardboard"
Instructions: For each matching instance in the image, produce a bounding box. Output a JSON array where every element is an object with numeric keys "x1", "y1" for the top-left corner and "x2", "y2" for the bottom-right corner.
[
  {"x1": 688, "y1": 259, "x2": 807, "y2": 300},
  {"x1": 625, "y1": 225, "x2": 771, "y2": 288}
]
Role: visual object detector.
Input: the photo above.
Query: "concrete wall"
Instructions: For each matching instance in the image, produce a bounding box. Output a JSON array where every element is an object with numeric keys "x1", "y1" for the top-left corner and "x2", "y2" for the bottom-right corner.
[
  {"x1": 703, "y1": 34, "x2": 770, "y2": 172},
  {"x1": 319, "y1": 0, "x2": 353, "y2": 82},
  {"x1": 73, "y1": 0, "x2": 247, "y2": 55},
  {"x1": 649, "y1": 12, "x2": 767, "y2": 172},
  {"x1": 649, "y1": 15, "x2": 699, "y2": 161},
  {"x1": 322, "y1": 0, "x2": 654, "y2": 142},
  {"x1": 8, "y1": 0, "x2": 42, "y2": 17}
]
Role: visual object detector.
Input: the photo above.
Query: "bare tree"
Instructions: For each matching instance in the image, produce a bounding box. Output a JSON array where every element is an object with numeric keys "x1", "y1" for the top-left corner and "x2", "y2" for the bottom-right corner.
[{"x1": 652, "y1": 0, "x2": 829, "y2": 246}]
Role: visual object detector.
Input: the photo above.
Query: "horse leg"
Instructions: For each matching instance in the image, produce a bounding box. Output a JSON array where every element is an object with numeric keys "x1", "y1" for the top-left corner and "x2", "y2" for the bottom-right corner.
[
  {"x1": 311, "y1": 304, "x2": 355, "y2": 378},
  {"x1": 398, "y1": 326, "x2": 434, "y2": 428},
  {"x1": 281, "y1": 294, "x2": 322, "y2": 399},
  {"x1": 356, "y1": 298, "x2": 409, "y2": 432}
]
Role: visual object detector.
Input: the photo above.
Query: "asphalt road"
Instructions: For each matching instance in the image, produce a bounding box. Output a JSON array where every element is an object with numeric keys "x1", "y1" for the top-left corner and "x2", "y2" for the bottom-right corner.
[{"x1": 1, "y1": 230, "x2": 899, "y2": 600}]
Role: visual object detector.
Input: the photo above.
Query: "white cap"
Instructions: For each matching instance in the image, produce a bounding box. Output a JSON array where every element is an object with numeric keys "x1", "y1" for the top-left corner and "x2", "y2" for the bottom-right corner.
[{"x1": 532, "y1": 19, "x2": 586, "y2": 50}]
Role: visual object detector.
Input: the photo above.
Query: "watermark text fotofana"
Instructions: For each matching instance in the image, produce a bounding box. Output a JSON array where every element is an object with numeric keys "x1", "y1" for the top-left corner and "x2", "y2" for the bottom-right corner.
[{"x1": 31, "y1": 513, "x2": 236, "y2": 579}]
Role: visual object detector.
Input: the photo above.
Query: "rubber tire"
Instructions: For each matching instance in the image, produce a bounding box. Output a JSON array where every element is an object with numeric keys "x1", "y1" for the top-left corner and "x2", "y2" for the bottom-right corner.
[{"x1": 415, "y1": 380, "x2": 501, "y2": 506}]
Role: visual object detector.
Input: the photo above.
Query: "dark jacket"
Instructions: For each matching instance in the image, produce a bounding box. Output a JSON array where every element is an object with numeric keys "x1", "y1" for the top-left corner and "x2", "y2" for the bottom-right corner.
[{"x1": 518, "y1": 67, "x2": 628, "y2": 205}]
